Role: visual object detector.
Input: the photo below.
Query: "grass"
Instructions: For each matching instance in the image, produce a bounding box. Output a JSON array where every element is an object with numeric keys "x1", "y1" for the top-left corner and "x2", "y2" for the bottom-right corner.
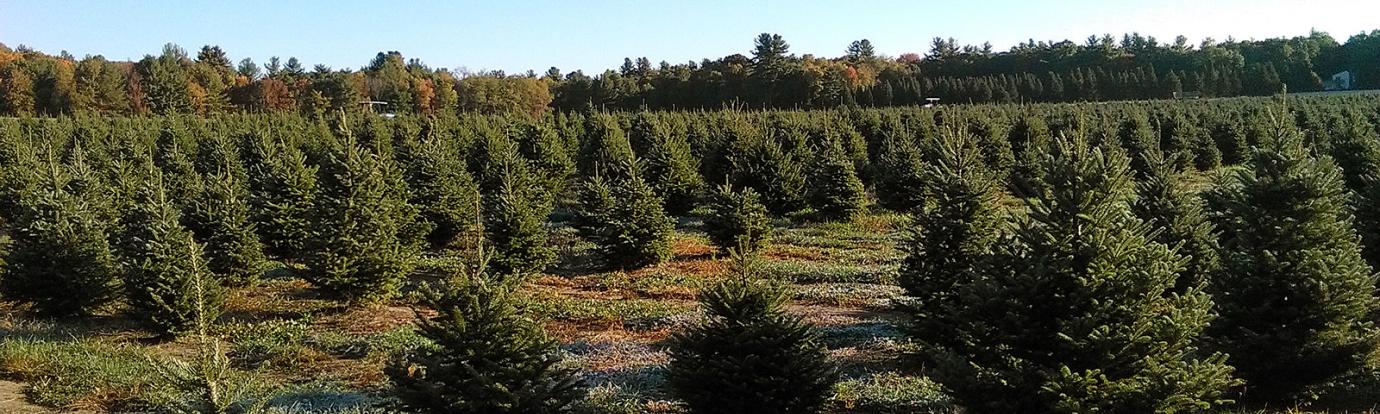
[{"x1": 4, "y1": 209, "x2": 1253, "y2": 413}]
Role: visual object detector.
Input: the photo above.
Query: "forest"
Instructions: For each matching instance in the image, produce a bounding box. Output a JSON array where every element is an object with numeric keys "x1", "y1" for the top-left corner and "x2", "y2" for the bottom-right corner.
[
  {"x1": 3, "y1": 28, "x2": 1380, "y2": 118},
  {"x1": 0, "y1": 90, "x2": 1377, "y2": 413}
]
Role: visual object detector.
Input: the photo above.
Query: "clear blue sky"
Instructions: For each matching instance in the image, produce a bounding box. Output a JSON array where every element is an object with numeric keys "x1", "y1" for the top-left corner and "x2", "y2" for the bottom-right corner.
[{"x1": 1, "y1": 0, "x2": 1375, "y2": 74}]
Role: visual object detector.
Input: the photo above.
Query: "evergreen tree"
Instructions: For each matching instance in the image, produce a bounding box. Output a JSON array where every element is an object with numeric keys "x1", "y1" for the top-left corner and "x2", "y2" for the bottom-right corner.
[
  {"x1": 806, "y1": 140, "x2": 867, "y2": 221},
  {"x1": 399, "y1": 127, "x2": 481, "y2": 249},
  {"x1": 1205, "y1": 119, "x2": 1380, "y2": 403},
  {"x1": 244, "y1": 133, "x2": 317, "y2": 260},
  {"x1": 873, "y1": 127, "x2": 927, "y2": 211},
  {"x1": 1132, "y1": 149, "x2": 1219, "y2": 291},
  {"x1": 1324, "y1": 113, "x2": 1380, "y2": 194},
  {"x1": 116, "y1": 173, "x2": 224, "y2": 335},
  {"x1": 185, "y1": 170, "x2": 266, "y2": 287},
  {"x1": 481, "y1": 142, "x2": 555, "y2": 277},
  {"x1": 730, "y1": 135, "x2": 806, "y2": 216},
  {"x1": 578, "y1": 113, "x2": 635, "y2": 176},
  {"x1": 301, "y1": 132, "x2": 427, "y2": 302},
  {"x1": 898, "y1": 128, "x2": 1002, "y2": 322},
  {"x1": 571, "y1": 162, "x2": 676, "y2": 269},
  {"x1": 667, "y1": 249, "x2": 837, "y2": 414},
  {"x1": 702, "y1": 183, "x2": 772, "y2": 254},
  {"x1": 1, "y1": 150, "x2": 119, "y2": 315},
  {"x1": 926, "y1": 136, "x2": 1236, "y2": 412},
  {"x1": 632, "y1": 115, "x2": 704, "y2": 216},
  {"x1": 1008, "y1": 114, "x2": 1052, "y2": 197},
  {"x1": 512, "y1": 120, "x2": 575, "y2": 199},
  {"x1": 387, "y1": 264, "x2": 583, "y2": 414}
]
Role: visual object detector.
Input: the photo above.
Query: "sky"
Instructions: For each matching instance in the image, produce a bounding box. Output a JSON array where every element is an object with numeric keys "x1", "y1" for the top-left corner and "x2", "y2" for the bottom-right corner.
[{"x1": 1, "y1": 0, "x2": 1376, "y2": 75}]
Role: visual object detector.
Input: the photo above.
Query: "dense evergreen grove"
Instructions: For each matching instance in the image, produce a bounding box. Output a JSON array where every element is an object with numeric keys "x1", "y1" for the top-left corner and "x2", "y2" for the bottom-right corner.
[
  {"x1": 4, "y1": 28, "x2": 1380, "y2": 118},
  {"x1": 0, "y1": 93, "x2": 1379, "y2": 410}
]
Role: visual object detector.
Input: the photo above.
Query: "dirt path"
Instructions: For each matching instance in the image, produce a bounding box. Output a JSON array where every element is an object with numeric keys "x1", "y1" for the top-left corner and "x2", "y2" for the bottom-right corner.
[{"x1": 0, "y1": 380, "x2": 51, "y2": 413}]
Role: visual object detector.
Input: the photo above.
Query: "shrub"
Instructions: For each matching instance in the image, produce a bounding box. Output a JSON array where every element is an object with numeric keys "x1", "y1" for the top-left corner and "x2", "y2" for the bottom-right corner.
[{"x1": 666, "y1": 250, "x2": 837, "y2": 414}]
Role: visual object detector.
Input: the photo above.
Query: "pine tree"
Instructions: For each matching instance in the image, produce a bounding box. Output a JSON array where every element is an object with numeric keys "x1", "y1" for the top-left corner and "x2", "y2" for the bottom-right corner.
[
  {"x1": 1, "y1": 149, "x2": 119, "y2": 315},
  {"x1": 481, "y1": 142, "x2": 555, "y2": 278},
  {"x1": 571, "y1": 162, "x2": 675, "y2": 269},
  {"x1": 386, "y1": 262, "x2": 583, "y2": 414},
  {"x1": 925, "y1": 136, "x2": 1236, "y2": 412},
  {"x1": 1132, "y1": 149, "x2": 1219, "y2": 292},
  {"x1": 301, "y1": 131, "x2": 427, "y2": 302},
  {"x1": 185, "y1": 170, "x2": 266, "y2": 287},
  {"x1": 244, "y1": 133, "x2": 317, "y2": 260},
  {"x1": 1205, "y1": 118, "x2": 1380, "y2": 403},
  {"x1": 898, "y1": 128, "x2": 1002, "y2": 323},
  {"x1": 807, "y1": 140, "x2": 867, "y2": 222},
  {"x1": 703, "y1": 183, "x2": 772, "y2": 254},
  {"x1": 116, "y1": 172, "x2": 224, "y2": 335},
  {"x1": 667, "y1": 249, "x2": 837, "y2": 414}
]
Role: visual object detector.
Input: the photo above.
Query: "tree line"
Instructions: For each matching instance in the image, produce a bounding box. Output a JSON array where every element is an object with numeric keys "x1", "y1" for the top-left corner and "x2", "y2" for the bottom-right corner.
[
  {"x1": 4, "y1": 28, "x2": 1380, "y2": 117},
  {"x1": 1, "y1": 95, "x2": 1379, "y2": 411}
]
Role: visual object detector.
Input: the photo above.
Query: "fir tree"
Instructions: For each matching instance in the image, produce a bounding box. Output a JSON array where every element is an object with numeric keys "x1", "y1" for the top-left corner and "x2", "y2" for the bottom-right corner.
[
  {"x1": 399, "y1": 127, "x2": 481, "y2": 249},
  {"x1": 873, "y1": 127, "x2": 927, "y2": 211},
  {"x1": 806, "y1": 140, "x2": 867, "y2": 222},
  {"x1": 1324, "y1": 113, "x2": 1380, "y2": 194},
  {"x1": 481, "y1": 142, "x2": 556, "y2": 277},
  {"x1": 301, "y1": 131, "x2": 427, "y2": 302},
  {"x1": 1009, "y1": 114, "x2": 1052, "y2": 197},
  {"x1": 244, "y1": 133, "x2": 317, "y2": 260},
  {"x1": 578, "y1": 113, "x2": 635, "y2": 177},
  {"x1": 898, "y1": 128, "x2": 1002, "y2": 323},
  {"x1": 731, "y1": 136, "x2": 807, "y2": 216},
  {"x1": 703, "y1": 183, "x2": 772, "y2": 254},
  {"x1": 571, "y1": 162, "x2": 676, "y2": 269},
  {"x1": 1, "y1": 150, "x2": 119, "y2": 315},
  {"x1": 512, "y1": 120, "x2": 575, "y2": 198},
  {"x1": 116, "y1": 172, "x2": 225, "y2": 335},
  {"x1": 386, "y1": 261, "x2": 583, "y2": 414},
  {"x1": 667, "y1": 249, "x2": 837, "y2": 414},
  {"x1": 1205, "y1": 118, "x2": 1380, "y2": 403},
  {"x1": 633, "y1": 115, "x2": 704, "y2": 216},
  {"x1": 1132, "y1": 149, "x2": 1219, "y2": 291},
  {"x1": 185, "y1": 170, "x2": 267, "y2": 287},
  {"x1": 926, "y1": 136, "x2": 1236, "y2": 412}
]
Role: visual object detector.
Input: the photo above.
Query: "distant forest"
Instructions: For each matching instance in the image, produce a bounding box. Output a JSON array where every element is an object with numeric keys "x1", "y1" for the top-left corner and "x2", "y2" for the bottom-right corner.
[{"x1": 2, "y1": 29, "x2": 1379, "y2": 116}]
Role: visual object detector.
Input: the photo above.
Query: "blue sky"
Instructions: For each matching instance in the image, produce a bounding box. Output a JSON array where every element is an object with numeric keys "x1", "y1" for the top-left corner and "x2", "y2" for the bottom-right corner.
[{"x1": 0, "y1": 0, "x2": 1375, "y2": 74}]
